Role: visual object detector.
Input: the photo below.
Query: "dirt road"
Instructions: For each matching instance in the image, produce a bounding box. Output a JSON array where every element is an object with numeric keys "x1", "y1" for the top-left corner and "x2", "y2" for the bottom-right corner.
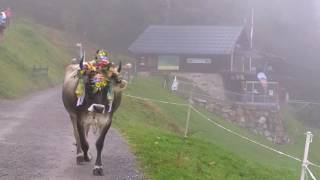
[{"x1": 0, "y1": 87, "x2": 142, "y2": 180}]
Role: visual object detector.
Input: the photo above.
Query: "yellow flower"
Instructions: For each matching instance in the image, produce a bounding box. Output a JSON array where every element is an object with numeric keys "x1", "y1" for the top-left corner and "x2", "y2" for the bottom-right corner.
[{"x1": 95, "y1": 81, "x2": 108, "y2": 89}]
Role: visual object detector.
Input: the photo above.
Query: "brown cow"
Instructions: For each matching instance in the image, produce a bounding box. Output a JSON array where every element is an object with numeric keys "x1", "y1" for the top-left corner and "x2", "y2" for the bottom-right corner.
[{"x1": 62, "y1": 59, "x2": 127, "y2": 176}]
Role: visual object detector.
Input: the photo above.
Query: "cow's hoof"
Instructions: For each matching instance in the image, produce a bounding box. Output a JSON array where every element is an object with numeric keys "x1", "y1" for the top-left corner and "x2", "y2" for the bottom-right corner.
[
  {"x1": 76, "y1": 154, "x2": 85, "y2": 165},
  {"x1": 84, "y1": 152, "x2": 92, "y2": 162},
  {"x1": 93, "y1": 166, "x2": 104, "y2": 176}
]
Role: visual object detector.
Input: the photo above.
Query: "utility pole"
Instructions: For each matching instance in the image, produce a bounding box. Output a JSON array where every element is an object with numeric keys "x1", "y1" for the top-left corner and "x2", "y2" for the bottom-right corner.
[
  {"x1": 249, "y1": 7, "x2": 254, "y2": 73},
  {"x1": 164, "y1": 0, "x2": 171, "y2": 24}
]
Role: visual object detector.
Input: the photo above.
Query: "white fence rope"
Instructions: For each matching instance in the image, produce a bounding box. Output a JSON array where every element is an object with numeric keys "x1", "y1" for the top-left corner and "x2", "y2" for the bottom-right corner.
[
  {"x1": 191, "y1": 106, "x2": 302, "y2": 162},
  {"x1": 289, "y1": 100, "x2": 320, "y2": 106},
  {"x1": 177, "y1": 79, "x2": 279, "y2": 104},
  {"x1": 124, "y1": 94, "x2": 189, "y2": 107},
  {"x1": 191, "y1": 106, "x2": 320, "y2": 169},
  {"x1": 123, "y1": 93, "x2": 320, "y2": 169}
]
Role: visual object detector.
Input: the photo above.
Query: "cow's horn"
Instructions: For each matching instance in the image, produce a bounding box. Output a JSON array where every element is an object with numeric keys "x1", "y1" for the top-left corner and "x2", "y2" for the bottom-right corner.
[
  {"x1": 117, "y1": 61, "x2": 122, "y2": 73},
  {"x1": 79, "y1": 51, "x2": 85, "y2": 70}
]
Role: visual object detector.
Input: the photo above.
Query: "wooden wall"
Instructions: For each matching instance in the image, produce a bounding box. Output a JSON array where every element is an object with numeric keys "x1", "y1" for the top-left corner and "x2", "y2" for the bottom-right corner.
[{"x1": 136, "y1": 54, "x2": 231, "y2": 73}]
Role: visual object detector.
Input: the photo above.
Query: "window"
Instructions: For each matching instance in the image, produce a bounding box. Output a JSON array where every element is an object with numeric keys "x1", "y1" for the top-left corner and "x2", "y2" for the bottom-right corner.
[
  {"x1": 158, "y1": 55, "x2": 179, "y2": 70},
  {"x1": 139, "y1": 57, "x2": 146, "y2": 66}
]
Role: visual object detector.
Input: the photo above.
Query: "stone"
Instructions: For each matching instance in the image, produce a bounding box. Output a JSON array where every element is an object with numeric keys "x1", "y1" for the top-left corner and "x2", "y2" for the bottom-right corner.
[
  {"x1": 275, "y1": 126, "x2": 284, "y2": 132},
  {"x1": 258, "y1": 116, "x2": 267, "y2": 124},
  {"x1": 236, "y1": 107, "x2": 244, "y2": 115},
  {"x1": 264, "y1": 130, "x2": 271, "y2": 137},
  {"x1": 207, "y1": 108, "x2": 214, "y2": 113},
  {"x1": 228, "y1": 111, "x2": 235, "y2": 116},
  {"x1": 222, "y1": 113, "x2": 229, "y2": 119},
  {"x1": 221, "y1": 107, "x2": 232, "y2": 113},
  {"x1": 267, "y1": 137, "x2": 273, "y2": 142},
  {"x1": 262, "y1": 124, "x2": 268, "y2": 129},
  {"x1": 240, "y1": 116, "x2": 246, "y2": 122}
]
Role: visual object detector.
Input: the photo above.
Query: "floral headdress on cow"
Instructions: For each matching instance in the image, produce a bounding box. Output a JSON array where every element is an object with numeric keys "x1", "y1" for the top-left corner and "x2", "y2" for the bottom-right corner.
[
  {"x1": 96, "y1": 49, "x2": 109, "y2": 62},
  {"x1": 76, "y1": 49, "x2": 120, "y2": 105}
]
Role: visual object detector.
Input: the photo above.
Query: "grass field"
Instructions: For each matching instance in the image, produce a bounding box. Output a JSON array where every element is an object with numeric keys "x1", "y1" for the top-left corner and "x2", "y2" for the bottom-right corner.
[
  {"x1": 0, "y1": 19, "x2": 72, "y2": 98},
  {"x1": 114, "y1": 75, "x2": 320, "y2": 179}
]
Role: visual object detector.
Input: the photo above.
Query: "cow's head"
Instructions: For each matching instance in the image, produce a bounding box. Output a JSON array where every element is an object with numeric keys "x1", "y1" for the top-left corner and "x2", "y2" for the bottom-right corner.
[{"x1": 83, "y1": 62, "x2": 127, "y2": 114}]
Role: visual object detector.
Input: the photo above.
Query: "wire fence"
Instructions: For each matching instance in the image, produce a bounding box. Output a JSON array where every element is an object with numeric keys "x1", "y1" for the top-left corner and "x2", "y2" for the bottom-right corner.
[
  {"x1": 122, "y1": 74, "x2": 320, "y2": 179},
  {"x1": 123, "y1": 93, "x2": 320, "y2": 168},
  {"x1": 169, "y1": 78, "x2": 279, "y2": 106}
]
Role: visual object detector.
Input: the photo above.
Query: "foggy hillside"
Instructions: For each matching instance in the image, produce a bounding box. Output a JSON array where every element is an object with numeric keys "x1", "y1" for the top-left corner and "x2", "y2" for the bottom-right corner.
[
  {"x1": 1, "y1": 1, "x2": 318, "y2": 60},
  {"x1": 1, "y1": 0, "x2": 320, "y2": 100}
]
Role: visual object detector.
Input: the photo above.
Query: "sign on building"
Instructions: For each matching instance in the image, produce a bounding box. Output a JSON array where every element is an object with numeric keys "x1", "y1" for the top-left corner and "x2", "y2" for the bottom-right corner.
[{"x1": 186, "y1": 58, "x2": 212, "y2": 64}]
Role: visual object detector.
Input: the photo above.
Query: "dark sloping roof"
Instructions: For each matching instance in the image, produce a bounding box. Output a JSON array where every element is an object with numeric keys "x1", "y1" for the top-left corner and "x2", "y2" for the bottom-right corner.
[{"x1": 129, "y1": 25, "x2": 244, "y2": 55}]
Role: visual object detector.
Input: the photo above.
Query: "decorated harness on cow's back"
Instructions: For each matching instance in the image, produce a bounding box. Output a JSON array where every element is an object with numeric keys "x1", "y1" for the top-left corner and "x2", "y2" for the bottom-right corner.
[{"x1": 75, "y1": 50, "x2": 117, "y2": 107}]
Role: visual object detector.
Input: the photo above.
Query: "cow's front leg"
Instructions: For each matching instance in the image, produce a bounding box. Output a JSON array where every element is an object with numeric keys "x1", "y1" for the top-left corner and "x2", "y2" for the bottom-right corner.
[
  {"x1": 69, "y1": 114, "x2": 84, "y2": 164},
  {"x1": 76, "y1": 112, "x2": 91, "y2": 163},
  {"x1": 93, "y1": 115, "x2": 112, "y2": 176}
]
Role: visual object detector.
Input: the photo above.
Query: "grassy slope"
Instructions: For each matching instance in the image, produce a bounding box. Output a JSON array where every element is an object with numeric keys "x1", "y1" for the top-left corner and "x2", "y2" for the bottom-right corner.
[
  {"x1": 0, "y1": 19, "x2": 72, "y2": 98},
  {"x1": 114, "y1": 76, "x2": 320, "y2": 179}
]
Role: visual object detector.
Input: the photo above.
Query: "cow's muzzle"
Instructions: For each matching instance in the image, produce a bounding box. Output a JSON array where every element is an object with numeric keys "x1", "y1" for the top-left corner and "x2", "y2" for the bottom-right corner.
[{"x1": 88, "y1": 104, "x2": 105, "y2": 114}]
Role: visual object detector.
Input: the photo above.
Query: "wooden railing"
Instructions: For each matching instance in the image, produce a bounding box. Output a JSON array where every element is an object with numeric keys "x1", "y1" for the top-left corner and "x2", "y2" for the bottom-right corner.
[{"x1": 32, "y1": 65, "x2": 48, "y2": 77}]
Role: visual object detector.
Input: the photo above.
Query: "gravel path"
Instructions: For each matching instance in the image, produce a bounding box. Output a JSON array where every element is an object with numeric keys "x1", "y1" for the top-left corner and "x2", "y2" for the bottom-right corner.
[{"x1": 0, "y1": 87, "x2": 142, "y2": 180}]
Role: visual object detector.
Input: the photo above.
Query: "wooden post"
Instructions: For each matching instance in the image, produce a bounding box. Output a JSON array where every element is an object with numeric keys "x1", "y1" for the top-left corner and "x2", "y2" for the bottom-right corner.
[
  {"x1": 184, "y1": 83, "x2": 195, "y2": 137},
  {"x1": 230, "y1": 51, "x2": 234, "y2": 72}
]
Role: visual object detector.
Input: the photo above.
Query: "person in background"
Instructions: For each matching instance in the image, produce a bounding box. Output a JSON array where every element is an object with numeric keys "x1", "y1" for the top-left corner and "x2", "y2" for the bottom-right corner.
[{"x1": 0, "y1": 7, "x2": 12, "y2": 42}]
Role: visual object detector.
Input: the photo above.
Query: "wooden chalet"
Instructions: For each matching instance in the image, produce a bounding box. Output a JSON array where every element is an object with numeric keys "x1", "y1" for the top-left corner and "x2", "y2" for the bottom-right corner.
[
  {"x1": 129, "y1": 25, "x2": 287, "y2": 105},
  {"x1": 129, "y1": 25, "x2": 250, "y2": 73}
]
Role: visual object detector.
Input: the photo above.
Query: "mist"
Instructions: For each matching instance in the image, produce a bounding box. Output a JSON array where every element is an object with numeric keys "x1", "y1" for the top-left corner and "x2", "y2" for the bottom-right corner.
[
  {"x1": 1, "y1": 1, "x2": 320, "y2": 178},
  {"x1": 1, "y1": 0, "x2": 320, "y2": 99}
]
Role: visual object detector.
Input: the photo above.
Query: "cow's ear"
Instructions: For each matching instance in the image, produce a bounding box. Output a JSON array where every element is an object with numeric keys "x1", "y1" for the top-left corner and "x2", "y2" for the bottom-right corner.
[{"x1": 114, "y1": 80, "x2": 127, "y2": 92}]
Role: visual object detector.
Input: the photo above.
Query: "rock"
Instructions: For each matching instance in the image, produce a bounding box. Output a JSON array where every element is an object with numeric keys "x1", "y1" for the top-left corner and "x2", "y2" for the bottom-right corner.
[
  {"x1": 267, "y1": 137, "x2": 273, "y2": 142},
  {"x1": 264, "y1": 130, "x2": 271, "y2": 137},
  {"x1": 228, "y1": 111, "x2": 235, "y2": 117},
  {"x1": 275, "y1": 126, "x2": 284, "y2": 132},
  {"x1": 262, "y1": 124, "x2": 268, "y2": 129},
  {"x1": 236, "y1": 107, "x2": 244, "y2": 115},
  {"x1": 206, "y1": 107, "x2": 214, "y2": 113},
  {"x1": 239, "y1": 116, "x2": 246, "y2": 122},
  {"x1": 221, "y1": 113, "x2": 228, "y2": 118},
  {"x1": 221, "y1": 107, "x2": 232, "y2": 113},
  {"x1": 258, "y1": 116, "x2": 267, "y2": 124}
]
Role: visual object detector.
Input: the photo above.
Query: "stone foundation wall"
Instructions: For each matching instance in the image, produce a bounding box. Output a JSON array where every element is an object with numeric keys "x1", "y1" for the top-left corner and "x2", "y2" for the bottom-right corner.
[
  {"x1": 204, "y1": 101, "x2": 290, "y2": 144},
  {"x1": 170, "y1": 73, "x2": 290, "y2": 144}
]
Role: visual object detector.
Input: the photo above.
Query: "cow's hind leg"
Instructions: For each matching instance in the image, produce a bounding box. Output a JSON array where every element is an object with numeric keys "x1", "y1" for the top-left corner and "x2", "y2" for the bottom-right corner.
[
  {"x1": 93, "y1": 116, "x2": 112, "y2": 176},
  {"x1": 76, "y1": 113, "x2": 91, "y2": 162}
]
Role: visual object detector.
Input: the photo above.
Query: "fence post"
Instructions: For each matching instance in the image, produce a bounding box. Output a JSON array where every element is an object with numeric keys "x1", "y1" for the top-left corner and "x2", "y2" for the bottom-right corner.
[
  {"x1": 184, "y1": 83, "x2": 195, "y2": 137},
  {"x1": 300, "y1": 131, "x2": 313, "y2": 180}
]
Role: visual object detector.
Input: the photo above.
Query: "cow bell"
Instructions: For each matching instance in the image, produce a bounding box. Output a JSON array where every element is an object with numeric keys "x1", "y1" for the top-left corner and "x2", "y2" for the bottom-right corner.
[{"x1": 88, "y1": 104, "x2": 106, "y2": 114}]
